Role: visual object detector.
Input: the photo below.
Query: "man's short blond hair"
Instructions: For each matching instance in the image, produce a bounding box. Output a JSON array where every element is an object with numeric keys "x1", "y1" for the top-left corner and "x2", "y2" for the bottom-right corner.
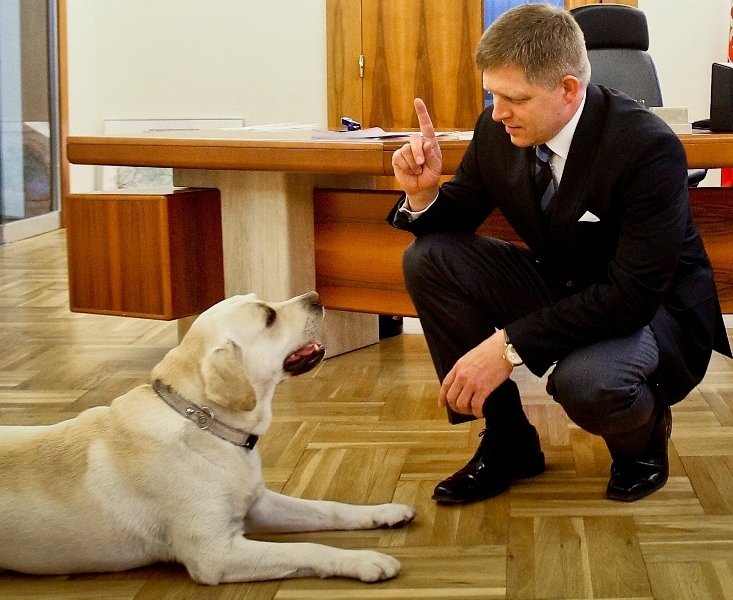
[{"x1": 475, "y1": 3, "x2": 591, "y2": 89}]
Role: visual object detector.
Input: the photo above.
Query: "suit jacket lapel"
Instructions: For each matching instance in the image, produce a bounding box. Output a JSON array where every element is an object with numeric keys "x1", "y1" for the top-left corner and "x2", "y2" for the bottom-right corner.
[{"x1": 546, "y1": 85, "x2": 606, "y2": 241}]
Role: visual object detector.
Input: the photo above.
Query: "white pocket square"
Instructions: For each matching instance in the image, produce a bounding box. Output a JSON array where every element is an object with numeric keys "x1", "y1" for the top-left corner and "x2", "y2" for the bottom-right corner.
[{"x1": 578, "y1": 211, "x2": 600, "y2": 223}]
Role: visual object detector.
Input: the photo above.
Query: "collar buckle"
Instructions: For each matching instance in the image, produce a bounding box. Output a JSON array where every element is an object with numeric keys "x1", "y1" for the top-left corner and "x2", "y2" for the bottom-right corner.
[{"x1": 194, "y1": 406, "x2": 215, "y2": 430}]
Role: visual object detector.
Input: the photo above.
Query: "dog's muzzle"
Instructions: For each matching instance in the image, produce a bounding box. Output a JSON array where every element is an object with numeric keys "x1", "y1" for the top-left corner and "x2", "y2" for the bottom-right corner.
[{"x1": 283, "y1": 342, "x2": 325, "y2": 375}]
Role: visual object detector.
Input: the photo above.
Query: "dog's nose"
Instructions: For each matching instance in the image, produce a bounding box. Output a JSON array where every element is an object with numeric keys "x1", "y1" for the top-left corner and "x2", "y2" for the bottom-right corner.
[{"x1": 301, "y1": 291, "x2": 322, "y2": 310}]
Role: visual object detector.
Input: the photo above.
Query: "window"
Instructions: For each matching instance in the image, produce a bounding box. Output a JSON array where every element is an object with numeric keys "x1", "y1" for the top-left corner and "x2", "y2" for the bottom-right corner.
[{"x1": 0, "y1": 0, "x2": 60, "y2": 241}]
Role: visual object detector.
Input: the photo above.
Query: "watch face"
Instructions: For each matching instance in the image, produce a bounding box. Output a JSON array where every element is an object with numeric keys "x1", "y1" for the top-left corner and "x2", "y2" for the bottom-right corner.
[{"x1": 505, "y1": 345, "x2": 522, "y2": 365}]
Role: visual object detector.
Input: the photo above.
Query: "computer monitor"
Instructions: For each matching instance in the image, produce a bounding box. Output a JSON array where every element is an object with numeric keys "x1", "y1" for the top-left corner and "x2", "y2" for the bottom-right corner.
[{"x1": 710, "y1": 62, "x2": 733, "y2": 132}]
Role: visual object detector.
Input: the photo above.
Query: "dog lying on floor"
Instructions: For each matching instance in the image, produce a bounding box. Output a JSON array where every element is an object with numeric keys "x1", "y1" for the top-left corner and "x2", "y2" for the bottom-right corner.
[{"x1": 0, "y1": 292, "x2": 415, "y2": 584}]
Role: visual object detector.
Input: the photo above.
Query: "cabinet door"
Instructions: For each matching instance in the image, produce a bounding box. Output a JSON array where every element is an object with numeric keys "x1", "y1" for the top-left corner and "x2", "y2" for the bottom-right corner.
[
  {"x1": 328, "y1": 0, "x2": 484, "y2": 130},
  {"x1": 327, "y1": 0, "x2": 364, "y2": 129},
  {"x1": 326, "y1": 1, "x2": 633, "y2": 130}
]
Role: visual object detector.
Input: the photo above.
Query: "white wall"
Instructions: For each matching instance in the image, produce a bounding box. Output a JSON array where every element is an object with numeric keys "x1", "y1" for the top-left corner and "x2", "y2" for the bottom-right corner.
[
  {"x1": 66, "y1": 0, "x2": 327, "y2": 191},
  {"x1": 640, "y1": 0, "x2": 730, "y2": 186},
  {"x1": 640, "y1": 0, "x2": 730, "y2": 122},
  {"x1": 67, "y1": 0, "x2": 729, "y2": 190}
]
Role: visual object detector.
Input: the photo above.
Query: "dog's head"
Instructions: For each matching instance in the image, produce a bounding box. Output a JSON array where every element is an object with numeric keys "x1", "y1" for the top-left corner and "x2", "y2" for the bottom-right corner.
[{"x1": 152, "y1": 292, "x2": 325, "y2": 417}]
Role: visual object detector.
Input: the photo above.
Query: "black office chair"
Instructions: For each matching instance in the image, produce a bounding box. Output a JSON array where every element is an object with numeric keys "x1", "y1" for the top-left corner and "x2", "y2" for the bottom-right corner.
[{"x1": 570, "y1": 4, "x2": 706, "y2": 187}]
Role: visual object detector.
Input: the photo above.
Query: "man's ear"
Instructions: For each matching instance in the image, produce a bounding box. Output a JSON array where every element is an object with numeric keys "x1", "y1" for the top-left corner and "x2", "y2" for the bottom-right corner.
[
  {"x1": 561, "y1": 75, "x2": 582, "y2": 102},
  {"x1": 202, "y1": 340, "x2": 256, "y2": 412}
]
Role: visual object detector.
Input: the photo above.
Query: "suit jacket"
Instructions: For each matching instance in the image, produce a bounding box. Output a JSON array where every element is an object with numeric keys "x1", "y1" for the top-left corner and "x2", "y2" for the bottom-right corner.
[{"x1": 389, "y1": 84, "x2": 731, "y2": 405}]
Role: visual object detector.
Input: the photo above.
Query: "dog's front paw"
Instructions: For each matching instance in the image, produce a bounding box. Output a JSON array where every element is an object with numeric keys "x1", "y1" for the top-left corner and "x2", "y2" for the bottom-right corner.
[
  {"x1": 373, "y1": 503, "x2": 416, "y2": 529},
  {"x1": 350, "y1": 550, "x2": 401, "y2": 582}
]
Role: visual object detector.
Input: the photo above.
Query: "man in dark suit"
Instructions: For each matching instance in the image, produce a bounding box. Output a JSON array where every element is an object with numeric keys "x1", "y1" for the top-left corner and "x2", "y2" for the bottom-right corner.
[{"x1": 389, "y1": 3, "x2": 731, "y2": 504}]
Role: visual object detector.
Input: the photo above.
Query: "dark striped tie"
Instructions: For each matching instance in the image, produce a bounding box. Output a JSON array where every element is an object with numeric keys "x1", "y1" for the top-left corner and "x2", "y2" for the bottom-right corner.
[{"x1": 534, "y1": 144, "x2": 556, "y2": 211}]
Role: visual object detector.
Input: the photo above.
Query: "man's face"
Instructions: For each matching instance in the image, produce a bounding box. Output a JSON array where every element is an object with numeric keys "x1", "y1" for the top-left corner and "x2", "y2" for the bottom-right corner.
[{"x1": 483, "y1": 65, "x2": 577, "y2": 148}]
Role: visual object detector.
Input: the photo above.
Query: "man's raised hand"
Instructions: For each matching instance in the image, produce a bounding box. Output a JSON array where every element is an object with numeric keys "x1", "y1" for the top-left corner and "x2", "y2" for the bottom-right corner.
[{"x1": 391, "y1": 98, "x2": 443, "y2": 211}]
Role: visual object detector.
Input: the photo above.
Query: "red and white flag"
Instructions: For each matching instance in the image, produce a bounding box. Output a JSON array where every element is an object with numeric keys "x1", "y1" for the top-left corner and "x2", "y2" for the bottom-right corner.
[
  {"x1": 729, "y1": 1, "x2": 733, "y2": 62},
  {"x1": 723, "y1": 1, "x2": 733, "y2": 186}
]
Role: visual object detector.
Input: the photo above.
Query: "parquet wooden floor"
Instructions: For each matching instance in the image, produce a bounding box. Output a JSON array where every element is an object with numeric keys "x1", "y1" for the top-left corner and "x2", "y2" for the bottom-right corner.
[{"x1": 1, "y1": 230, "x2": 732, "y2": 599}]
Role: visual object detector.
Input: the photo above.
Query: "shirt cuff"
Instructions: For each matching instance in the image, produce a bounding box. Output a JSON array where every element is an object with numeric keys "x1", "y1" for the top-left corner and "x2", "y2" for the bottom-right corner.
[{"x1": 396, "y1": 192, "x2": 439, "y2": 222}]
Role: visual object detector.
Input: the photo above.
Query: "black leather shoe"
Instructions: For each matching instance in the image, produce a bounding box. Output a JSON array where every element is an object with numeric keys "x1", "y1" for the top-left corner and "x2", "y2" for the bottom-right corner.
[
  {"x1": 432, "y1": 425, "x2": 545, "y2": 504},
  {"x1": 606, "y1": 406, "x2": 672, "y2": 502}
]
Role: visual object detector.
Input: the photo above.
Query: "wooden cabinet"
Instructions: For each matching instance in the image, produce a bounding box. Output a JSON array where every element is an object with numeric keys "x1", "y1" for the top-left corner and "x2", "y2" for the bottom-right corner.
[
  {"x1": 65, "y1": 187, "x2": 224, "y2": 320},
  {"x1": 314, "y1": 187, "x2": 523, "y2": 316},
  {"x1": 327, "y1": 0, "x2": 484, "y2": 131},
  {"x1": 326, "y1": 1, "x2": 634, "y2": 132}
]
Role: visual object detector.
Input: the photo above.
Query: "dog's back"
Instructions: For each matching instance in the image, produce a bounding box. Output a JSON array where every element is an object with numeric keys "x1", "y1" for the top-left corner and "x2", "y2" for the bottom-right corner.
[{"x1": 0, "y1": 393, "x2": 171, "y2": 574}]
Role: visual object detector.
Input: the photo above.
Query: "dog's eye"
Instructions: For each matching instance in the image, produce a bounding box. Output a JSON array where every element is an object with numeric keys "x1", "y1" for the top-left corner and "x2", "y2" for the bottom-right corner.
[{"x1": 264, "y1": 306, "x2": 277, "y2": 328}]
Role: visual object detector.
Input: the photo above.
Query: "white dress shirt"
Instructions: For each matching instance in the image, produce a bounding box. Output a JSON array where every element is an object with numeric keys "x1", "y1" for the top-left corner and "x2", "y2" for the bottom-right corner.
[{"x1": 543, "y1": 92, "x2": 586, "y2": 187}]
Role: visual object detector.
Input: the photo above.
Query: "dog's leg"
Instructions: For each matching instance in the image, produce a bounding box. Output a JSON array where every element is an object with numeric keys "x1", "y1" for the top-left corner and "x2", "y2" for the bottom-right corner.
[
  {"x1": 245, "y1": 489, "x2": 415, "y2": 533},
  {"x1": 178, "y1": 536, "x2": 403, "y2": 584}
]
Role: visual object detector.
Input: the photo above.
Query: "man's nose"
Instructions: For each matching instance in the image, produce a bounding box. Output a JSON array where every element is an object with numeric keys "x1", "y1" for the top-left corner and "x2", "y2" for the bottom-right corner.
[{"x1": 491, "y1": 99, "x2": 511, "y2": 122}]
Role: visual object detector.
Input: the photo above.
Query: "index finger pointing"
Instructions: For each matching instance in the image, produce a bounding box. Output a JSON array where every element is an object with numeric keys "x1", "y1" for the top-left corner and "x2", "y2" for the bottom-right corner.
[{"x1": 414, "y1": 98, "x2": 437, "y2": 140}]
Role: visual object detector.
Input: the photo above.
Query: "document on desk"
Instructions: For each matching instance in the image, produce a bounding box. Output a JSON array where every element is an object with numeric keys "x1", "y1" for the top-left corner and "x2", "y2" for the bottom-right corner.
[
  {"x1": 311, "y1": 127, "x2": 412, "y2": 140},
  {"x1": 310, "y1": 127, "x2": 461, "y2": 140}
]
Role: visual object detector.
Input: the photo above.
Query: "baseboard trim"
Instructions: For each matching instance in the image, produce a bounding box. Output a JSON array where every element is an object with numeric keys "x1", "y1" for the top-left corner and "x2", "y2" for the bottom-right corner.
[{"x1": 0, "y1": 211, "x2": 61, "y2": 245}]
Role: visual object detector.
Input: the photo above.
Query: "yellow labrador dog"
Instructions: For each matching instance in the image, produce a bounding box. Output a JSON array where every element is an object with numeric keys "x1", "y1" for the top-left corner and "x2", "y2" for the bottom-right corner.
[{"x1": 0, "y1": 292, "x2": 415, "y2": 584}]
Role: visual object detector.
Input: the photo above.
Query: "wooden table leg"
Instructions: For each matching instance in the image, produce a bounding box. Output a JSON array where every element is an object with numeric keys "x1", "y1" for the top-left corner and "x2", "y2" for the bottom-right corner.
[{"x1": 172, "y1": 169, "x2": 379, "y2": 356}]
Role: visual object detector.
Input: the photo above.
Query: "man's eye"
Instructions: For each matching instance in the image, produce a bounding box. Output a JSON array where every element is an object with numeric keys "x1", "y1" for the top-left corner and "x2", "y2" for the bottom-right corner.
[{"x1": 265, "y1": 307, "x2": 277, "y2": 327}]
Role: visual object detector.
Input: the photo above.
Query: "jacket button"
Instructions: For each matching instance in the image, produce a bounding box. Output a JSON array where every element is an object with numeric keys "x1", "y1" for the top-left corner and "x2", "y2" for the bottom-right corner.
[{"x1": 565, "y1": 280, "x2": 575, "y2": 289}]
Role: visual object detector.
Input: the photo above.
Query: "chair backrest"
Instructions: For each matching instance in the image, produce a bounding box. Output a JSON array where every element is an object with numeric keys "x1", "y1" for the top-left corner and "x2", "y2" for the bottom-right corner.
[{"x1": 571, "y1": 4, "x2": 663, "y2": 108}]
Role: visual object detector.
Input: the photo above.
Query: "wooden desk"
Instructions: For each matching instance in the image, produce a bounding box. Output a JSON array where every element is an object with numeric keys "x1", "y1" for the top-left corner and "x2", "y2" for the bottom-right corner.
[
  {"x1": 67, "y1": 130, "x2": 733, "y2": 174},
  {"x1": 67, "y1": 130, "x2": 405, "y2": 356},
  {"x1": 67, "y1": 130, "x2": 733, "y2": 351}
]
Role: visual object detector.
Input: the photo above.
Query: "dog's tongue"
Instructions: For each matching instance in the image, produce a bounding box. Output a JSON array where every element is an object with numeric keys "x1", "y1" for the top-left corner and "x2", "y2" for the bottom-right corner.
[
  {"x1": 284, "y1": 343, "x2": 319, "y2": 364},
  {"x1": 284, "y1": 342, "x2": 325, "y2": 374}
]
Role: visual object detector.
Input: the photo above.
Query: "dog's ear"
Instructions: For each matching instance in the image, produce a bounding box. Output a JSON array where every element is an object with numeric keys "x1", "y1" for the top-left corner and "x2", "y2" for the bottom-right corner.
[{"x1": 202, "y1": 340, "x2": 256, "y2": 412}]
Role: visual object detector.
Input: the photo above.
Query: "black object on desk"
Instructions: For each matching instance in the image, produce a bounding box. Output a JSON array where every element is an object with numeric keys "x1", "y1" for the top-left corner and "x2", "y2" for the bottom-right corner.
[{"x1": 711, "y1": 62, "x2": 733, "y2": 133}]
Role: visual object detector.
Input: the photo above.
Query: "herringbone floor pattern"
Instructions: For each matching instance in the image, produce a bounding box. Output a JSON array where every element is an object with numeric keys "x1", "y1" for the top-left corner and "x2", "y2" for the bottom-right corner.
[{"x1": 1, "y1": 230, "x2": 732, "y2": 599}]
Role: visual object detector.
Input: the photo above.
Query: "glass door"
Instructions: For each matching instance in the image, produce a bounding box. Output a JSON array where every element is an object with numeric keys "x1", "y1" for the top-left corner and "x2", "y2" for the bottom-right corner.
[{"x1": 0, "y1": 0, "x2": 60, "y2": 241}]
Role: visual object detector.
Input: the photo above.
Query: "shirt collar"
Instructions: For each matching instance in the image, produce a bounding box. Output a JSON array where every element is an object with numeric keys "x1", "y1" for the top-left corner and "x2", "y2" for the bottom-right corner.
[{"x1": 544, "y1": 92, "x2": 586, "y2": 161}]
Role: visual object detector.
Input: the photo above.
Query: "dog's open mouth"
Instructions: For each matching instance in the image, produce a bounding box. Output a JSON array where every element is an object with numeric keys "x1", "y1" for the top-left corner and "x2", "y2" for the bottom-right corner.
[{"x1": 283, "y1": 342, "x2": 325, "y2": 375}]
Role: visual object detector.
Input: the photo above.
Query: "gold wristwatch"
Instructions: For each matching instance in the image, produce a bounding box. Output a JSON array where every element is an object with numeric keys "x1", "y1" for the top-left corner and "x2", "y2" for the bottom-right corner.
[{"x1": 502, "y1": 330, "x2": 524, "y2": 367}]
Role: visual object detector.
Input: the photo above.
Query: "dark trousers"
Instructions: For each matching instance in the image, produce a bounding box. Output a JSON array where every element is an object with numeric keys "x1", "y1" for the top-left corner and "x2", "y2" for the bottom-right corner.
[{"x1": 403, "y1": 232, "x2": 661, "y2": 458}]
